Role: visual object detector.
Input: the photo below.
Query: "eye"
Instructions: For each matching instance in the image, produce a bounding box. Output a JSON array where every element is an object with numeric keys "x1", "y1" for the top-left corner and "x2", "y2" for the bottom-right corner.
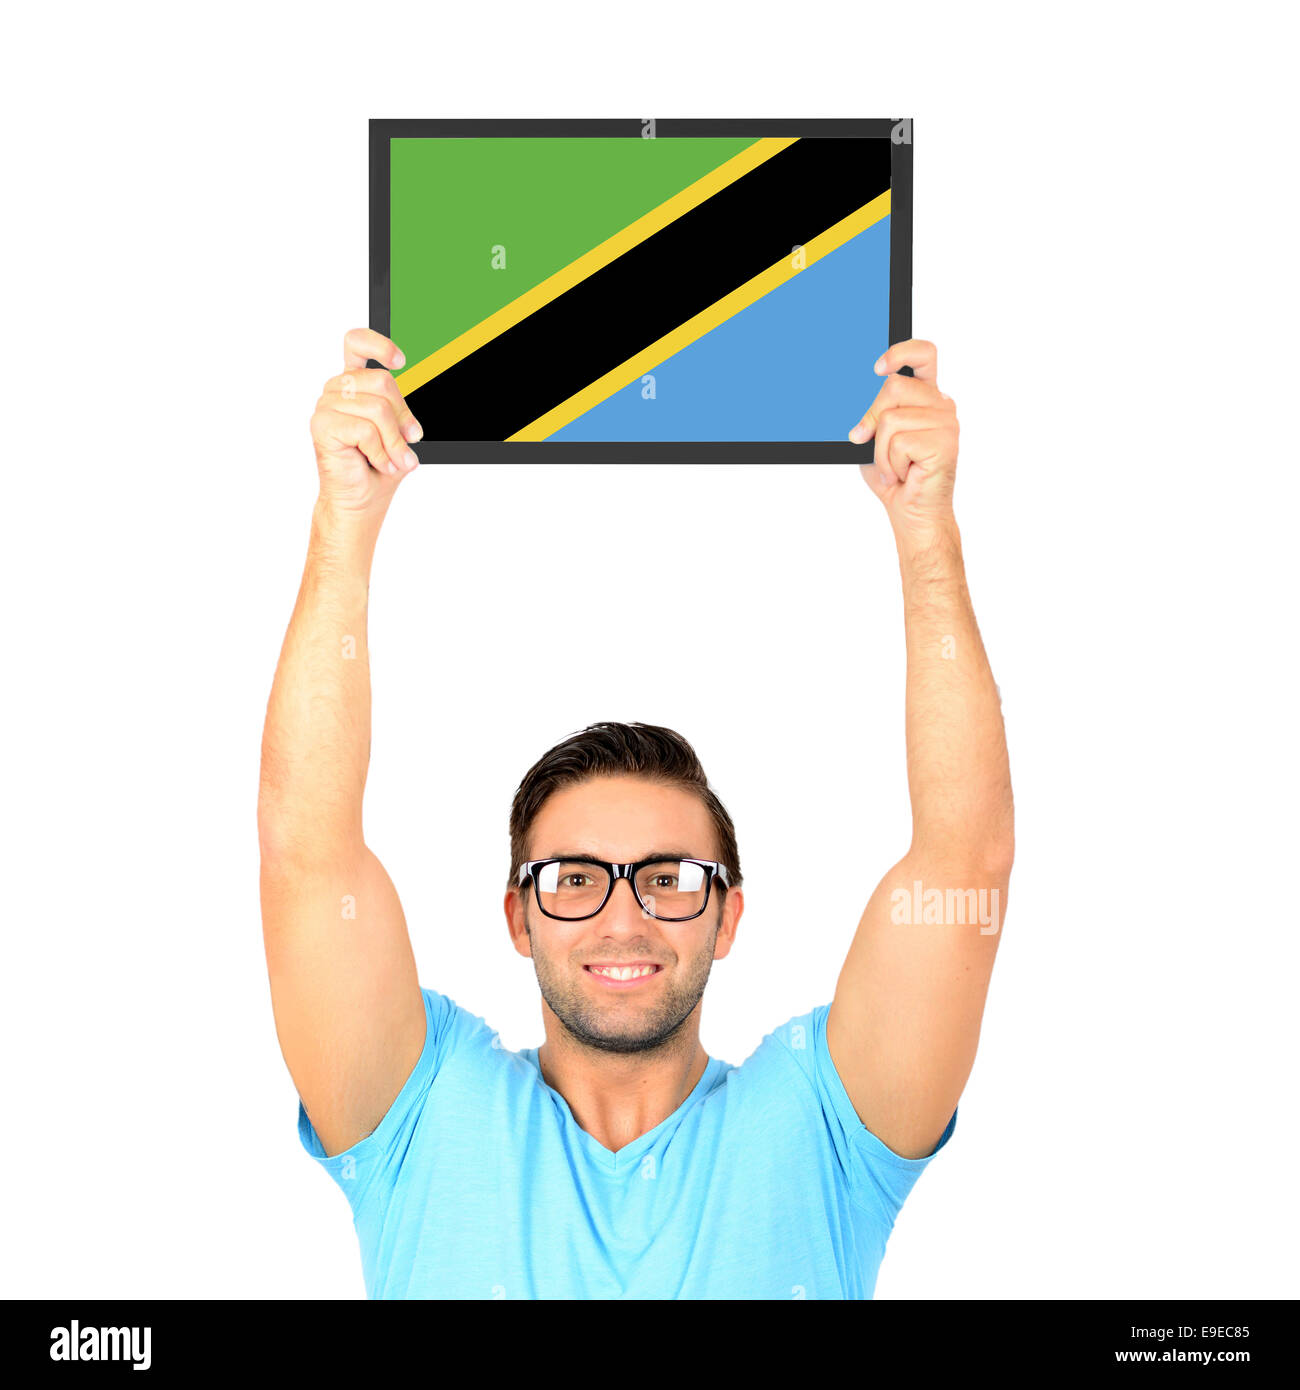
[{"x1": 563, "y1": 873, "x2": 593, "y2": 888}]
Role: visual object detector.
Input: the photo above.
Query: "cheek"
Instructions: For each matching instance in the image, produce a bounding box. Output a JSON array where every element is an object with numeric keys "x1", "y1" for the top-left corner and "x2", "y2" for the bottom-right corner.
[{"x1": 671, "y1": 934, "x2": 711, "y2": 968}]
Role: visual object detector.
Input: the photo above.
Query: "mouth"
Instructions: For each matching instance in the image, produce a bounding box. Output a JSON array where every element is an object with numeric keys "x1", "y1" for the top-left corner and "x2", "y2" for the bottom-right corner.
[{"x1": 583, "y1": 963, "x2": 664, "y2": 989}]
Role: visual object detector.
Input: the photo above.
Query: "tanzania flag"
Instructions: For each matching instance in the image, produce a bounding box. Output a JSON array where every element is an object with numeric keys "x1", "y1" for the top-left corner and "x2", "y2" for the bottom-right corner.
[{"x1": 389, "y1": 136, "x2": 893, "y2": 442}]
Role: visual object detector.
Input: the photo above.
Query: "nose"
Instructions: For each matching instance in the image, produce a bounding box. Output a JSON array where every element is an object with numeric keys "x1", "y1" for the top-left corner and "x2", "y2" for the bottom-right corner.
[{"x1": 600, "y1": 876, "x2": 653, "y2": 922}]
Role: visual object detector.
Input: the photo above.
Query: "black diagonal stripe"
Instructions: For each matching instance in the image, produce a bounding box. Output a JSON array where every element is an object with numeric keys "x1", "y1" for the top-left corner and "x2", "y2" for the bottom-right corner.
[{"x1": 405, "y1": 137, "x2": 891, "y2": 440}]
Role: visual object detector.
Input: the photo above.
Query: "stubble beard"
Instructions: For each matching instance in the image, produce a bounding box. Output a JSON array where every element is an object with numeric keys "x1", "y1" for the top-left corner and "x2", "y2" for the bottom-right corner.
[{"x1": 527, "y1": 915, "x2": 718, "y2": 1056}]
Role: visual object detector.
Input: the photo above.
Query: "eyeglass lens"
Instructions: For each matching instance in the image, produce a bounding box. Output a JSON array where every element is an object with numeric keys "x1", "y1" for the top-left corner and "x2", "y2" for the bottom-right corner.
[{"x1": 534, "y1": 860, "x2": 711, "y2": 920}]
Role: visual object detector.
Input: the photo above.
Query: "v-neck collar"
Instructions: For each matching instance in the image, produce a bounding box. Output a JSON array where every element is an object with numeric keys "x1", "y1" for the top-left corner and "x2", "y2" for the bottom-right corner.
[{"x1": 522, "y1": 1047, "x2": 722, "y2": 1171}]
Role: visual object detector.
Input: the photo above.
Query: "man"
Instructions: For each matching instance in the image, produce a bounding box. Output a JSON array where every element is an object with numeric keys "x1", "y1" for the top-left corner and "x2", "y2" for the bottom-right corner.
[{"x1": 258, "y1": 328, "x2": 1013, "y2": 1299}]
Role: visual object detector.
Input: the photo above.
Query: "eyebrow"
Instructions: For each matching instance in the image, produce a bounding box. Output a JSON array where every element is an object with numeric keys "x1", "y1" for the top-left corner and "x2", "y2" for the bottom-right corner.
[{"x1": 539, "y1": 849, "x2": 712, "y2": 863}]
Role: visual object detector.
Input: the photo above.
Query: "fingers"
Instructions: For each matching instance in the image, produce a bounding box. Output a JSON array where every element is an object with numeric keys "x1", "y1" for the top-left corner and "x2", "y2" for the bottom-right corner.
[
  {"x1": 871, "y1": 416, "x2": 959, "y2": 492},
  {"x1": 314, "y1": 392, "x2": 419, "y2": 475},
  {"x1": 872, "y1": 406, "x2": 946, "y2": 484},
  {"x1": 878, "y1": 425, "x2": 956, "y2": 484},
  {"x1": 343, "y1": 327, "x2": 406, "y2": 374},
  {"x1": 848, "y1": 373, "x2": 948, "y2": 446},
  {"x1": 873, "y1": 432, "x2": 901, "y2": 487},
  {"x1": 874, "y1": 338, "x2": 938, "y2": 382},
  {"x1": 853, "y1": 341, "x2": 957, "y2": 495},
  {"x1": 326, "y1": 366, "x2": 422, "y2": 444}
]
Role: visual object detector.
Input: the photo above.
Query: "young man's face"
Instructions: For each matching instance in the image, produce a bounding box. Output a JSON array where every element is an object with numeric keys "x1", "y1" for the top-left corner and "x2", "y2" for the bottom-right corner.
[{"x1": 506, "y1": 775, "x2": 743, "y2": 1055}]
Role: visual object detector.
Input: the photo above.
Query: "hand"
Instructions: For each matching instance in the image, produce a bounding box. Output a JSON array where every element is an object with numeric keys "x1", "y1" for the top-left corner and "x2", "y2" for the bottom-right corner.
[
  {"x1": 310, "y1": 328, "x2": 423, "y2": 516},
  {"x1": 848, "y1": 339, "x2": 959, "y2": 538}
]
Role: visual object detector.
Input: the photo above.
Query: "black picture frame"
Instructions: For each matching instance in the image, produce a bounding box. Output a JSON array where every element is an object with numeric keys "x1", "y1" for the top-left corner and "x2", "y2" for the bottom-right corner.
[{"x1": 368, "y1": 118, "x2": 912, "y2": 464}]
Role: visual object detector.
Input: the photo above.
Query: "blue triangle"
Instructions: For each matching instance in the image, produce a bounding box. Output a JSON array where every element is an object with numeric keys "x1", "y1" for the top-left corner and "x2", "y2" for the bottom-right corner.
[{"x1": 547, "y1": 217, "x2": 891, "y2": 442}]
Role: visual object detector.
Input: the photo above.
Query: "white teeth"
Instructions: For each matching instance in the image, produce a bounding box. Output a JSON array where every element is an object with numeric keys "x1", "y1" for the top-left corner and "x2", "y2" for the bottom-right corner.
[{"x1": 590, "y1": 965, "x2": 657, "y2": 980}]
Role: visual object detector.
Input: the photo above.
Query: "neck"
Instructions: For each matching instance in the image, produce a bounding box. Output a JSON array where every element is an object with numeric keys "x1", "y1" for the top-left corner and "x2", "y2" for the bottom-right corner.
[{"x1": 536, "y1": 1019, "x2": 710, "y2": 1154}]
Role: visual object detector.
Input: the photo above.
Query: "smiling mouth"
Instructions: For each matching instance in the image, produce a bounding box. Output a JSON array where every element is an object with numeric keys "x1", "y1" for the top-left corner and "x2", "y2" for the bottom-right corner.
[{"x1": 584, "y1": 964, "x2": 663, "y2": 983}]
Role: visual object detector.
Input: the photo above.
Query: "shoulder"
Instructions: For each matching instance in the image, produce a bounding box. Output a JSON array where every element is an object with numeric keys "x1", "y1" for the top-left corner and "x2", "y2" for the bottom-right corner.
[{"x1": 713, "y1": 1003, "x2": 828, "y2": 1107}]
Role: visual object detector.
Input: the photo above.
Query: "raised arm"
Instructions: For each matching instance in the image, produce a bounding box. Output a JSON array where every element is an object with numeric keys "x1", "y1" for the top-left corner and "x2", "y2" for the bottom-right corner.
[
  {"x1": 828, "y1": 339, "x2": 1014, "y2": 1159},
  {"x1": 258, "y1": 328, "x2": 426, "y2": 1158}
]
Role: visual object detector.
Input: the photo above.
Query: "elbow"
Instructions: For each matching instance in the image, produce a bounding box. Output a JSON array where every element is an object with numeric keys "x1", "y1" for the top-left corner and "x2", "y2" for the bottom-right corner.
[
  {"x1": 257, "y1": 781, "x2": 322, "y2": 873},
  {"x1": 910, "y1": 821, "x2": 1014, "y2": 890},
  {"x1": 257, "y1": 750, "x2": 295, "y2": 865},
  {"x1": 257, "y1": 791, "x2": 302, "y2": 873},
  {"x1": 257, "y1": 783, "x2": 365, "y2": 877},
  {"x1": 257, "y1": 761, "x2": 293, "y2": 860},
  {"x1": 974, "y1": 794, "x2": 1015, "y2": 884},
  {"x1": 981, "y1": 828, "x2": 1015, "y2": 885}
]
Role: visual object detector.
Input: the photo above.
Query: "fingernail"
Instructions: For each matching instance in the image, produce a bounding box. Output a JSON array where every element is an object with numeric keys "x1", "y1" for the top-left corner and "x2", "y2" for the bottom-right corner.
[
  {"x1": 405, "y1": 420, "x2": 423, "y2": 443},
  {"x1": 392, "y1": 350, "x2": 406, "y2": 369},
  {"x1": 848, "y1": 425, "x2": 867, "y2": 444},
  {"x1": 873, "y1": 355, "x2": 888, "y2": 375},
  {"x1": 404, "y1": 449, "x2": 419, "y2": 470}
]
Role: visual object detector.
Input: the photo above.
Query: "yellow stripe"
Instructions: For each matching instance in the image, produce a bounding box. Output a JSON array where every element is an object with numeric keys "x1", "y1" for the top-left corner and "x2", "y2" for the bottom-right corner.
[
  {"x1": 393, "y1": 137, "x2": 799, "y2": 395},
  {"x1": 507, "y1": 188, "x2": 892, "y2": 442}
]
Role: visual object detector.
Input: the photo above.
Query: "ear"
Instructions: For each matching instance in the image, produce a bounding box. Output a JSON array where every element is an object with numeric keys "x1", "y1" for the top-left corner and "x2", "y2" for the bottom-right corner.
[
  {"x1": 505, "y1": 888, "x2": 534, "y2": 958},
  {"x1": 711, "y1": 887, "x2": 744, "y2": 961}
]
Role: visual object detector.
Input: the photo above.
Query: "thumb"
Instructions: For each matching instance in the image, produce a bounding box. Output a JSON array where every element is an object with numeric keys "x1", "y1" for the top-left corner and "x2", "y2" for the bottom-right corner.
[{"x1": 848, "y1": 404, "x2": 878, "y2": 446}]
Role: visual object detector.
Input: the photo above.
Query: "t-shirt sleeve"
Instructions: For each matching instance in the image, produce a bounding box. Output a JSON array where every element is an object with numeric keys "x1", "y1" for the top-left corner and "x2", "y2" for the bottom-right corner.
[
  {"x1": 296, "y1": 986, "x2": 465, "y2": 1215},
  {"x1": 774, "y1": 1001, "x2": 957, "y2": 1227}
]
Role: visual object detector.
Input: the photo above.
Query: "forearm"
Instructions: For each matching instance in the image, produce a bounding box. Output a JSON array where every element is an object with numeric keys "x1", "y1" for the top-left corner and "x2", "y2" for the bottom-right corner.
[
  {"x1": 258, "y1": 498, "x2": 383, "y2": 866},
  {"x1": 896, "y1": 519, "x2": 1013, "y2": 868},
  {"x1": 831, "y1": 341, "x2": 1007, "y2": 1158}
]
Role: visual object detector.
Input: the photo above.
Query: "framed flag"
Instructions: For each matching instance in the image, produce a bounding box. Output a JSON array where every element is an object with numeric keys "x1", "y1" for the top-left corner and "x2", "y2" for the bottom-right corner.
[{"x1": 369, "y1": 118, "x2": 912, "y2": 463}]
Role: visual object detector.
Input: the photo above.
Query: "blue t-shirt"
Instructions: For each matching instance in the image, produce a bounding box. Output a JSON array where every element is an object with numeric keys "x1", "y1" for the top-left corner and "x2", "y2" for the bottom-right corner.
[{"x1": 298, "y1": 987, "x2": 956, "y2": 1299}]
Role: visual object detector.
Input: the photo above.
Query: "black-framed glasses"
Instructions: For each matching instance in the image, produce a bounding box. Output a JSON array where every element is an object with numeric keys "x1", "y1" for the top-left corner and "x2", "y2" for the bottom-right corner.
[{"x1": 517, "y1": 857, "x2": 731, "y2": 922}]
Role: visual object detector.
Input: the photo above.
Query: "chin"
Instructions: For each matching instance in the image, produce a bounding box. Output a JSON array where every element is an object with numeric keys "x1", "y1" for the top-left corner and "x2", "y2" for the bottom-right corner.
[{"x1": 555, "y1": 1000, "x2": 690, "y2": 1055}]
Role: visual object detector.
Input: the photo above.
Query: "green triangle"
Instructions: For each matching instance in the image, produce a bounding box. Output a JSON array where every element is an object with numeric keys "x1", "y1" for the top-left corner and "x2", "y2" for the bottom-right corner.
[{"x1": 390, "y1": 136, "x2": 760, "y2": 365}]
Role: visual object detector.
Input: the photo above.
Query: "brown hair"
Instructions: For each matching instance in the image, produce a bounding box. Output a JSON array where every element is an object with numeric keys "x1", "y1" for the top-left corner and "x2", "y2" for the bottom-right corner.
[{"x1": 507, "y1": 721, "x2": 743, "y2": 893}]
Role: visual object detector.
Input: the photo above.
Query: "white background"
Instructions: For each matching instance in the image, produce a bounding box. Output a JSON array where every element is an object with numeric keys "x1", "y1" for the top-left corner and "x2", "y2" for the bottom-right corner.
[{"x1": 3, "y1": 0, "x2": 1297, "y2": 1300}]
